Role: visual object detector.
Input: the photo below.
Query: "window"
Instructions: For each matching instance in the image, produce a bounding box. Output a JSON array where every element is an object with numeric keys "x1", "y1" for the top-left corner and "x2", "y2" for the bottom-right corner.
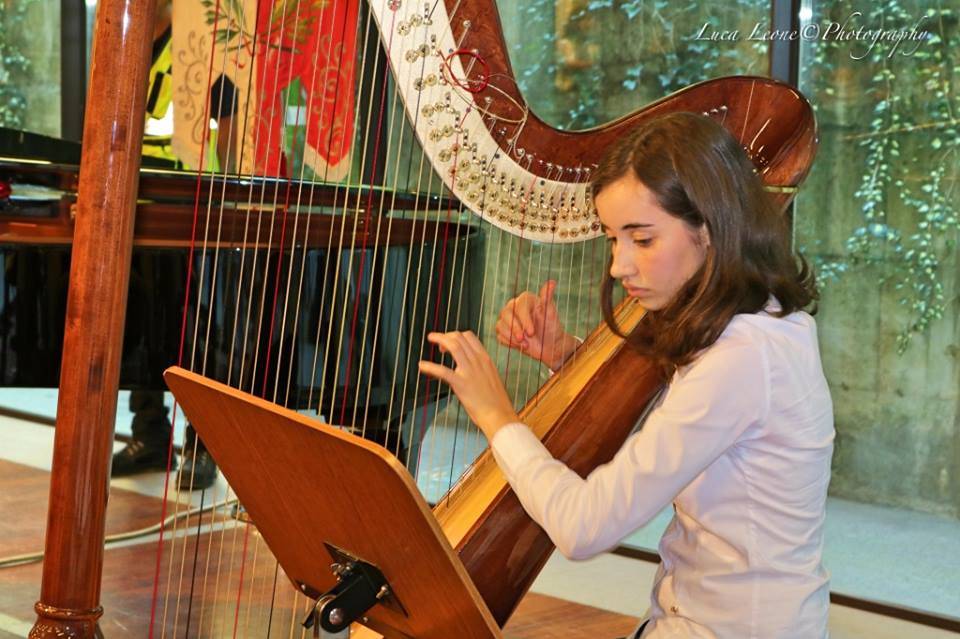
[{"x1": 795, "y1": 0, "x2": 960, "y2": 617}]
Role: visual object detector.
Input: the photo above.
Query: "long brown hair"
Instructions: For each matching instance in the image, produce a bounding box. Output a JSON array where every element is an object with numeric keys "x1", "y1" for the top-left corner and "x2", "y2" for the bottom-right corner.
[{"x1": 593, "y1": 111, "x2": 818, "y2": 378}]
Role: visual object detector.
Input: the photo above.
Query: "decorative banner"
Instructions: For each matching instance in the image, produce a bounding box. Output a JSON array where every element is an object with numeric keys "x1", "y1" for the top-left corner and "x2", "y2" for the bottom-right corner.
[
  {"x1": 171, "y1": 0, "x2": 359, "y2": 181},
  {"x1": 254, "y1": 0, "x2": 360, "y2": 182},
  {"x1": 171, "y1": 0, "x2": 255, "y2": 173}
]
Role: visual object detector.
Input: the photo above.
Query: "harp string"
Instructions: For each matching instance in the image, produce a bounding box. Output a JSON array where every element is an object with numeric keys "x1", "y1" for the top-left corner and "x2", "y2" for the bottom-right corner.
[
  {"x1": 413, "y1": 31, "x2": 542, "y2": 492},
  {"x1": 456, "y1": 222, "x2": 508, "y2": 492},
  {"x1": 427, "y1": 45, "x2": 523, "y2": 486},
  {"x1": 235, "y1": 0, "x2": 320, "y2": 628},
  {"x1": 274, "y1": 11, "x2": 366, "y2": 621},
  {"x1": 420, "y1": 108, "x2": 479, "y2": 493},
  {"x1": 413, "y1": 100, "x2": 472, "y2": 483},
  {"x1": 383, "y1": 0, "x2": 448, "y2": 468},
  {"x1": 437, "y1": 188, "x2": 521, "y2": 502},
  {"x1": 303, "y1": 0, "x2": 367, "y2": 418},
  {"x1": 519, "y1": 221, "x2": 553, "y2": 409},
  {"x1": 417, "y1": 114, "x2": 480, "y2": 479},
  {"x1": 514, "y1": 184, "x2": 552, "y2": 409},
  {"x1": 245, "y1": 0, "x2": 370, "y2": 629},
  {"x1": 355, "y1": 59, "x2": 417, "y2": 439},
  {"x1": 499, "y1": 165, "x2": 539, "y2": 415},
  {"x1": 324, "y1": 0, "x2": 385, "y2": 428},
  {"x1": 427, "y1": 152, "x2": 536, "y2": 503},
  {"x1": 433, "y1": 168, "x2": 480, "y2": 491},
  {"x1": 434, "y1": 205, "x2": 474, "y2": 490},
  {"x1": 393, "y1": 0, "x2": 477, "y2": 476},
  {"x1": 384, "y1": 0, "x2": 447, "y2": 473},
  {"x1": 353, "y1": 65, "x2": 425, "y2": 438},
  {"x1": 183, "y1": 0, "x2": 261, "y2": 631},
  {"x1": 184, "y1": 1, "x2": 275, "y2": 628},
  {"x1": 157, "y1": 0, "x2": 306, "y2": 631},
  {"x1": 216, "y1": 0, "x2": 301, "y2": 629},
  {"x1": 340, "y1": 0, "x2": 395, "y2": 430},
  {"x1": 313, "y1": 0, "x2": 384, "y2": 427},
  {"x1": 436, "y1": 165, "x2": 599, "y2": 507},
  {"x1": 335, "y1": 0, "x2": 403, "y2": 431},
  {"x1": 407, "y1": 171, "x2": 451, "y2": 477},
  {"x1": 350, "y1": 0, "x2": 472, "y2": 508},
  {"x1": 277, "y1": 0, "x2": 359, "y2": 415},
  {"x1": 148, "y1": 0, "x2": 238, "y2": 634}
]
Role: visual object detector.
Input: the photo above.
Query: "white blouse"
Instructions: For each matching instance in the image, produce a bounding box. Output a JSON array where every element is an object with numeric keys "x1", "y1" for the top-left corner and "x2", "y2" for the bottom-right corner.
[{"x1": 491, "y1": 302, "x2": 834, "y2": 638}]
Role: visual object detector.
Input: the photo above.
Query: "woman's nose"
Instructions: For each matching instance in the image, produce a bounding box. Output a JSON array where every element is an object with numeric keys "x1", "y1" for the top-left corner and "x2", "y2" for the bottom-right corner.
[{"x1": 609, "y1": 244, "x2": 636, "y2": 279}]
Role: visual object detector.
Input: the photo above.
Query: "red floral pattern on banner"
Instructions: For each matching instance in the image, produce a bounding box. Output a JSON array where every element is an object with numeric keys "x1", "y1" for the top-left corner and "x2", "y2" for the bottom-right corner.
[{"x1": 253, "y1": 0, "x2": 359, "y2": 179}]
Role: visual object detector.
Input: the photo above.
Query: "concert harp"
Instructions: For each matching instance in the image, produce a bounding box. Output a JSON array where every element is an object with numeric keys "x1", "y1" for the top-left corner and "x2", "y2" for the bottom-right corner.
[{"x1": 26, "y1": 0, "x2": 816, "y2": 636}]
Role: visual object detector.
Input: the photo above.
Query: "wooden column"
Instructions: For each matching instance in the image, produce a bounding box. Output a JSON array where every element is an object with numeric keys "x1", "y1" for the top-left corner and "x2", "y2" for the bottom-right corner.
[{"x1": 31, "y1": 0, "x2": 154, "y2": 636}]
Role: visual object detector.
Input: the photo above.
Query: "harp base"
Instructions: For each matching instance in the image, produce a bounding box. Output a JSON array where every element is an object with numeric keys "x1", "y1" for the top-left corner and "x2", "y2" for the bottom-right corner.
[{"x1": 29, "y1": 602, "x2": 103, "y2": 639}]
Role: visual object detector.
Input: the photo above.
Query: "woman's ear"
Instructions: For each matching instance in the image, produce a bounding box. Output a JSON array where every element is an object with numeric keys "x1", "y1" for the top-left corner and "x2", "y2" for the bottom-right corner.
[{"x1": 698, "y1": 224, "x2": 711, "y2": 249}]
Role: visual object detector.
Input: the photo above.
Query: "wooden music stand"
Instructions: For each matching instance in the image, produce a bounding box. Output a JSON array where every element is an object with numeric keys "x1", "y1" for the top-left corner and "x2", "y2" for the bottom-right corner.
[{"x1": 164, "y1": 366, "x2": 502, "y2": 639}]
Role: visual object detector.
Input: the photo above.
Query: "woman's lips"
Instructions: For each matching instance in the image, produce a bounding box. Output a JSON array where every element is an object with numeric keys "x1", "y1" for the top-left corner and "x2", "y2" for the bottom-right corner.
[{"x1": 623, "y1": 285, "x2": 649, "y2": 297}]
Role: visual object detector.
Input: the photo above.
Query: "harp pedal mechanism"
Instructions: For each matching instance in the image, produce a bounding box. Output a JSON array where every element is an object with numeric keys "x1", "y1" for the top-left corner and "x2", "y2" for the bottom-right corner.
[{"x1": 301, "y1": 543, "x2": 406, "y2": 635}]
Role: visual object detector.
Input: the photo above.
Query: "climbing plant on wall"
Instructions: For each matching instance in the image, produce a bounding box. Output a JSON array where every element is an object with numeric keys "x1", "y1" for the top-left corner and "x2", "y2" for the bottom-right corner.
[
  {"x1": 508, "y1": 0, "x2": 769, "y2": 130},
  {"x1": 506, "y1": 0, "x2": 958, "y2": 351},
  {"x1": 801, "y1": 2, "x2": 959, "y2": 351},
  {"x1": 0, "y1": 0, "x2": 34, "y2": 128}
]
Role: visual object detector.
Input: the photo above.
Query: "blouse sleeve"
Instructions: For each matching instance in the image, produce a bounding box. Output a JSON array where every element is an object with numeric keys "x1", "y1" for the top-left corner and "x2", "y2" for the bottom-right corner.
[{"x1": 490, "y1": 334, "x2": 770, "y2": 560}]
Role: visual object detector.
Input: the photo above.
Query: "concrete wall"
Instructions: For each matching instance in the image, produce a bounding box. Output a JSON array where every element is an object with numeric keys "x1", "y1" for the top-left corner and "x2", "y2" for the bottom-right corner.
[
  {"x1": 5, "y1": 0, "x2": 61, "y2": 137},
  {"x1": 796, "y1": 78, "x2": 960, "y2": 519}
]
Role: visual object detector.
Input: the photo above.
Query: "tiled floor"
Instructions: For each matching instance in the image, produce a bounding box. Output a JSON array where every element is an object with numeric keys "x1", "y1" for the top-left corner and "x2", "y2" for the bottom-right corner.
[{"x1": 1, "y1": 389, "x2": 958, "y2": 637}]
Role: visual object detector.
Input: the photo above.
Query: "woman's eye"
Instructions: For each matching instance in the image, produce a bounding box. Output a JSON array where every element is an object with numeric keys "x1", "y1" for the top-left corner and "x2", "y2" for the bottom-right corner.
[{"x1": 633, "y1": 238, "x2": 652, "y2": 247}]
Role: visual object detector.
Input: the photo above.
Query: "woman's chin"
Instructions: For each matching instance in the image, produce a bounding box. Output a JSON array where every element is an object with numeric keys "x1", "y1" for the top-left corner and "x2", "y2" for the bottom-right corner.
[
  {"x1": 625, "y1": 288, "x2": 662, "y2": 308},
  {"x1": 636, "y1": 295, "x2": 665, "y2": 311}
]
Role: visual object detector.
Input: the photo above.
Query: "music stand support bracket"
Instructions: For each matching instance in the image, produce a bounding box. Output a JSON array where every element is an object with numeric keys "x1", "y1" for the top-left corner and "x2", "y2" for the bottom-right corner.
[{"x1": 301, "y1": 543, "x2": 406, "y2": 634}]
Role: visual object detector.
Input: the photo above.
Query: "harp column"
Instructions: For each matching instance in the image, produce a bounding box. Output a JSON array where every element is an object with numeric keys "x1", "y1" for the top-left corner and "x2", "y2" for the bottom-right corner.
[{"x1": 31, "y1": 0, "x2": 154, "y2": 637}]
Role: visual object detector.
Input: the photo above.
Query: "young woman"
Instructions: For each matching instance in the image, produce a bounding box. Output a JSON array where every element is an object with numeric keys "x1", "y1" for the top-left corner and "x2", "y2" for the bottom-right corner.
[{"x1": 418, "y1": 111, "x2": 834, "y2": 639}]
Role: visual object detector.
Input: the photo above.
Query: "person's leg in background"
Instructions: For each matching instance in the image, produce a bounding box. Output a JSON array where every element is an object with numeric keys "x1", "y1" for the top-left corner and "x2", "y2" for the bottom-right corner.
[
  {"x1": 111, "y1": 390, "x2": 217, "y2": 490},
  {"x1": 178, "y1": 422, "x2": 217, "y2": 490},
  {"x1": 112, "y1": 389, "x2": 176, "y2": 475}
]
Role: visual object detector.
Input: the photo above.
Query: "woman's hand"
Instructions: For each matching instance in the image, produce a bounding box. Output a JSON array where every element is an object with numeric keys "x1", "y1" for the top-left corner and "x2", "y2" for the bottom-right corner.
[
  {"x1": 418, "y1": 331, "x2": 520, "y2": 441},
  {"x1": 495, "y1": 280, "x2": 580, "y2": 371}
]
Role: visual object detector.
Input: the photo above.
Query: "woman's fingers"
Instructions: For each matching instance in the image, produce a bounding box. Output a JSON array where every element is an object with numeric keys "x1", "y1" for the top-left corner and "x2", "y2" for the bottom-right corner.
[
  {"x1": 419, "y1": 331, "x2": 520, "y2": 437},
  {"x1": 514, "y1": 295, "x2": 538, "y2": 337},
  {"x1": 501, "y1": 302, "x2": 528, "y2": 340},
  {"x1": 460, "y1": 330, "x2": 491, "y2": 359},
  {"x1": 417, "y1": 360, "x2": 454, "y2": 385},
  {"x1": 426, "y1": 331, "x2": 478, "y2": 368},
  {"x1": 496, "y1": 318, "x2": 527, "y2": 348},
  {"x1": 538, "y1": 279, "x2": 557, "y2": 308},
  {"x1": 425, "y1": 331, "x2": 495, "y2": 368}
]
